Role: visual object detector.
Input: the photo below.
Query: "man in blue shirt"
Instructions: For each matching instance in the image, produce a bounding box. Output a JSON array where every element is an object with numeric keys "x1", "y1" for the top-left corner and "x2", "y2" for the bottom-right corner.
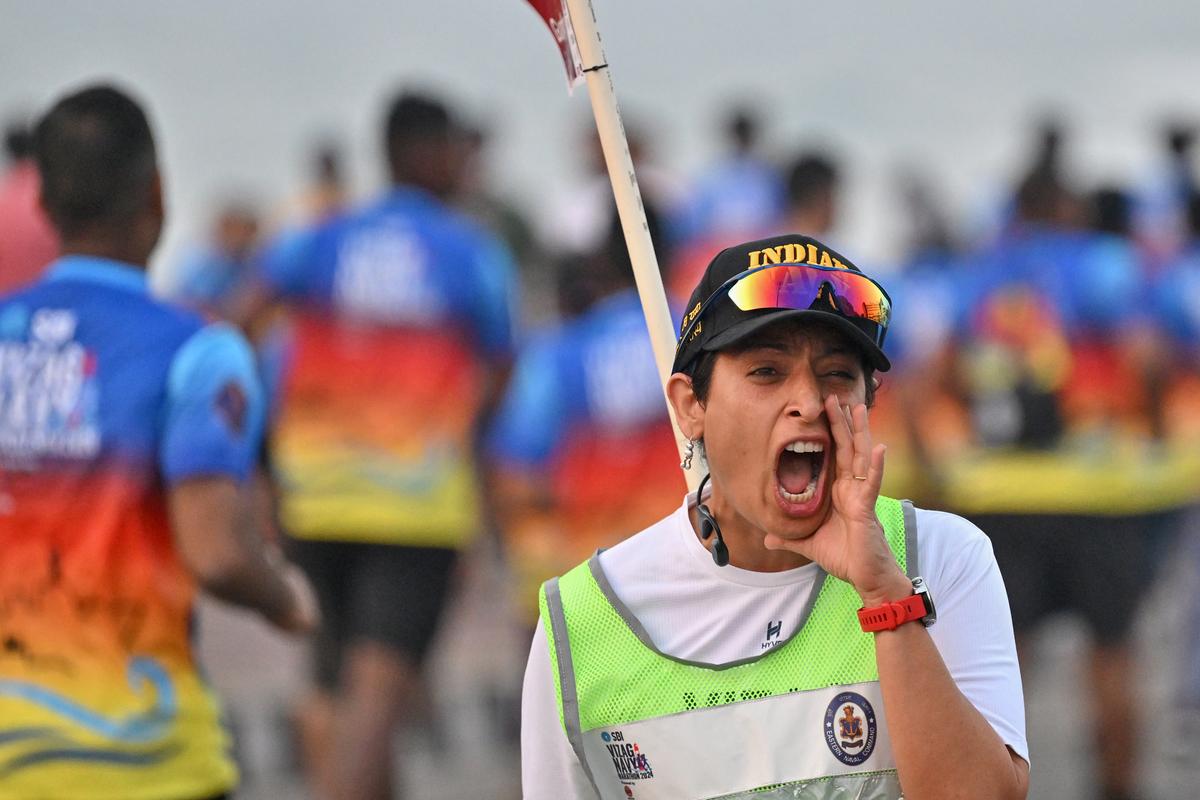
[
  {"x1": 0, "y1": 84, "x2": 316, "y2": 800},
  {"x1": 248, "y1": 91, "x2": 518, "y2": 800}
]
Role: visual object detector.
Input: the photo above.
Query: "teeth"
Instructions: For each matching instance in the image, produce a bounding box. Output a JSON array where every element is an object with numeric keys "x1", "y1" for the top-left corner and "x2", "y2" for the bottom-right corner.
[
  {"x1": 779, "y1": 471, "x2": 820, "y2": 504},
  {"x1": 780, "y1": 441, "x2": 823, "y2": 504}
]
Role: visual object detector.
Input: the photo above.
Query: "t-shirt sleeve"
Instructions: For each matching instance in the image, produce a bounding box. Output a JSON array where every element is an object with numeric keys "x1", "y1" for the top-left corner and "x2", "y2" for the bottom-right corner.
[
  {"x1": 160, "y1": 323, "x2": 265, "y2": 484},
  {"x1": 467, "y1": 237, "x2": 519, "y2": 361},
  {"x1": 920, "y1": 509, "x2": 1029, "y2": 764},
  {"x1": 522, "y1": 617, "x2": 599, "y2": 800},
  {"x1": 487, "y1": 339, "x2": 564, "y2": 467}
]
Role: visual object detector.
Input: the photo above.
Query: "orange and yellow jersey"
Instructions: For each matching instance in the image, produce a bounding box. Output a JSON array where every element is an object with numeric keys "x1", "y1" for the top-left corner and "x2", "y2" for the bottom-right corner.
[
  {"x1": 0, "y1": 257, "x2": 265, "y2": 799},
  {"x1": 258, "y1": 187, "x2": 517, "y2": 548}
]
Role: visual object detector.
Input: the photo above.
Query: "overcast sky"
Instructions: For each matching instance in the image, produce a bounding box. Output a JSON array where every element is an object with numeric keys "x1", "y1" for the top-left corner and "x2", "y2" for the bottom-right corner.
[{"x1": 3, "y1": 0, "x2": 1198, "y2": 275}]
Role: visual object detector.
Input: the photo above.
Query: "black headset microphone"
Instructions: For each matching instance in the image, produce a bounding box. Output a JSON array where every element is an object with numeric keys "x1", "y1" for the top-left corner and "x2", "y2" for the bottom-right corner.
[{"x1": 695, "y1": 472, "x2": 729, "y2": 567}]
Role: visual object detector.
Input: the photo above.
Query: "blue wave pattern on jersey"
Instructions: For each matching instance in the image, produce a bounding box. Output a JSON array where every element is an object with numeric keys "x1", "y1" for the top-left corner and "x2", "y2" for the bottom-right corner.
[{"x1": 0, "y1": 657, "x2": 179, "y2": 777}]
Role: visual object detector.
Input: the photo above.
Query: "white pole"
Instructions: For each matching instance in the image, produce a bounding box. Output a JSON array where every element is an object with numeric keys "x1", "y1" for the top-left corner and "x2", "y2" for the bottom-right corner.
[{"x1": 562, "y1": 0, "x2": 701, "y2": 491}]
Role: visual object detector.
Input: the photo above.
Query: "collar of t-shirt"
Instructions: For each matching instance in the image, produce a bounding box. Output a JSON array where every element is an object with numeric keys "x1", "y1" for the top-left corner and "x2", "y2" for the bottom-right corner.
[
  {"x1": 598, "y1": 493, "x2": 823, "y2": 663},
  {"x1": 673, "y1": 492, "x2": 822, "y2": 588},
  {"x1": 46, "y1": 255, "x2": 149, "y2": 294}
]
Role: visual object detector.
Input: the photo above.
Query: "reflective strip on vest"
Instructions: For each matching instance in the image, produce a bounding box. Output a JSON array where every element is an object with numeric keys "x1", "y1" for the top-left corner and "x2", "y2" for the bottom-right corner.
[
  {"x1": 541, "y1": 496, "x2": 916, "y2": 800},
  {"x1": 579, "y1": 679, "x2": 897, "y2": 798},
  {"x1": 710, "y1": 771, "x2": 904, "y2": 799}
]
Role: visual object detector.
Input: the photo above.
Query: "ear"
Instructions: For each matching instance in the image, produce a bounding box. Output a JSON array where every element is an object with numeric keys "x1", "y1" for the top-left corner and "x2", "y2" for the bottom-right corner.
[
  {"x1": 148, "y1": 169, "x2": 165, "y2": 222},
  {"x1": 666, "y1": 372, "x2": 704, "y2": 441},
  {"x1": 142, "y1": 169, "x2": 165, "y2": 253},
  {"x1": 37, "y1": 181, "x2": 55, "y2": 227}
]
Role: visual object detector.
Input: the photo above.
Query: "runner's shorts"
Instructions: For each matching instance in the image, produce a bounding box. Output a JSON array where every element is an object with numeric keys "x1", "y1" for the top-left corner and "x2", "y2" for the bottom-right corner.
[
  {"x1": 974, "y1": 512, "x2": 1157, "y2": 646},
  {"x1": 286, "y1": 539, "x2": 459, "y2": 688}
]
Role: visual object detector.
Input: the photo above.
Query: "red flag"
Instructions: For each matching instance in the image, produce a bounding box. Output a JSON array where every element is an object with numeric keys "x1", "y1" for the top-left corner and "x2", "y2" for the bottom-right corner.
[{"x1": 526, "y1": 0, "x2": 583, "y2": 90}]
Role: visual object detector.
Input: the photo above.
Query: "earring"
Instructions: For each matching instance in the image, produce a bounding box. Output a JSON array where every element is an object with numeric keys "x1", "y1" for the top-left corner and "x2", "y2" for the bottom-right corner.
[{"x1": 680, "y1": 439, "x2": 695, "y2": 470}]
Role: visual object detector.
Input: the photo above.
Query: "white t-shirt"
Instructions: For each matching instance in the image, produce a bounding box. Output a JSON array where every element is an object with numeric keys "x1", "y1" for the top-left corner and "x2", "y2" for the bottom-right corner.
[{"x1": 521, "y1": 494, "x2": 1028, "y2": 799}]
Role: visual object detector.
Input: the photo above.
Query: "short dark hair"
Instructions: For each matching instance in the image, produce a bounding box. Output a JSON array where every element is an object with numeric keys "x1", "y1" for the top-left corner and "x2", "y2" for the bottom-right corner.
[
  {"x1": 4, "y1": 121, "x2": 33, "y2": 161},
  {"x1": 725, "y1": 107, "x2": 759, "y2": 152},
  {"x1": 1013, "y1": 169, "x2": 1064, "y2": 225},
  {"x1": 1090, "y1": 186, "x2": 1132, "y2": 237},
  {"x1": 1165, "y1": 121, "x2": 1195, "y2": 158},
  {"x1": 786, "y1": 153, "x2": 838, "y2": 208},
  {"x1": 385, "y1": 91, "x2": 454, "y2": 151},
  {"x1": 34, "y1": 84, "x2": 157, "y2": 237}
]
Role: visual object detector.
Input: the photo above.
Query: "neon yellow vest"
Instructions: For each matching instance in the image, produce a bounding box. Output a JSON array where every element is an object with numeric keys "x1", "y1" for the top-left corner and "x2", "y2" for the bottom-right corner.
[{"x1": 540, "y1": 496, "x2": 915, "y2": 799}]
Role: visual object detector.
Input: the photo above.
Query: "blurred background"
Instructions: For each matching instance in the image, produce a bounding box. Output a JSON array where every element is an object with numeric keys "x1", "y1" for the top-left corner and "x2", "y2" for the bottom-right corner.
[{"x1": 3, "y1": 1, "x2": 1200, "y2": 798}]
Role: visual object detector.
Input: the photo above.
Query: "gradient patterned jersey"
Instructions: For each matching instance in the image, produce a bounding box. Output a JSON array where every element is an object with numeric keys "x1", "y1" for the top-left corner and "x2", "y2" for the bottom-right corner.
[
  {"x1": 260, "y1": 187, "x2": 517, "y2": 548},
  {"x1": 0, "y1": 257, "x2": 264, "y2": 799},
  {"x1": 488, "y1": 290, "x2": 685, "y2": 620}
]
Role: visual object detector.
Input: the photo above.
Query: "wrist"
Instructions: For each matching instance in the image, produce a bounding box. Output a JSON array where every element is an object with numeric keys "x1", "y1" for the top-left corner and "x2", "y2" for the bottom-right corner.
[
  {"x1": 858, "y1": 575, "x2": 938, "y2": 633},
  {"x1": 856, "y1": 570, "x2": 912, "y2": 609},
  {"x1": 270, "y1": 563, "x2": 318, "y2": 634},
  {"x1": 264, "y1": 578, "x2": 297, "y2": 628}
]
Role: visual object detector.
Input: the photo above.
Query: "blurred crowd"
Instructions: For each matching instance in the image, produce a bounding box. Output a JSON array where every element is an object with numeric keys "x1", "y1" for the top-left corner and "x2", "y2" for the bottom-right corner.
[{"x1": 3, "y1": 90, "x2": 1199, "y2": 800}]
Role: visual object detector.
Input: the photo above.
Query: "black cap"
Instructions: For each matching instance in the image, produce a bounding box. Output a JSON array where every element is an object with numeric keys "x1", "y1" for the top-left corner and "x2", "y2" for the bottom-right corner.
[{"x1": 672, "y1": 233, "x2": 892, "y2": 374}]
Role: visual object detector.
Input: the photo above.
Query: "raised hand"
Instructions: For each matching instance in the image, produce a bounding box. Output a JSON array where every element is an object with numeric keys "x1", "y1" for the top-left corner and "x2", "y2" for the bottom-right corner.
[{"x1": 764, "y1": 393, "x2": 910, "y2": 606}]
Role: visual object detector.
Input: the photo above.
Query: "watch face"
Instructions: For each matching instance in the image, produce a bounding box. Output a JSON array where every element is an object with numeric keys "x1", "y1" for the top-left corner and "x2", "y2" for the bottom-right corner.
[{"x1": 913, "y1": 577, "x2": 937, "y2": 627}]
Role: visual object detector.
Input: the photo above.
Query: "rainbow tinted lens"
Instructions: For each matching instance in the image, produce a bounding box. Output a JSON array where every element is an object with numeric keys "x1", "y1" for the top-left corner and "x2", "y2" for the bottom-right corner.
[{"x1": 726, "y1": 264, "x2": 891, "y2": 342}]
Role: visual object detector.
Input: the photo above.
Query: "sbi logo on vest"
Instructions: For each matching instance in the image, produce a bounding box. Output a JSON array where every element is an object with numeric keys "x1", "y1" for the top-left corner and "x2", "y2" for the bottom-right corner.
[
  {"x1": 824, "y1": 691, "x2": 877, "y2": 766},
  {"x1": 600, "y1": 730, "x2": 654, "y2": 781}
]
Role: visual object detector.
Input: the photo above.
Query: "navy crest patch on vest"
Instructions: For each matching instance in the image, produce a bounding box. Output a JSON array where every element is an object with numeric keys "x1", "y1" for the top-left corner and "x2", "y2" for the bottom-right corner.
[{"x1": 824, "y1": 691, "x2": 877, "y2": 766}]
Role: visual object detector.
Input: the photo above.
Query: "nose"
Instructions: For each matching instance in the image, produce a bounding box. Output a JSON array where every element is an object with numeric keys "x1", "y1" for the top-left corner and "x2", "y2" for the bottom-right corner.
[{"x1": 783, "y1": 368, "x2": 824, "y2": 420}]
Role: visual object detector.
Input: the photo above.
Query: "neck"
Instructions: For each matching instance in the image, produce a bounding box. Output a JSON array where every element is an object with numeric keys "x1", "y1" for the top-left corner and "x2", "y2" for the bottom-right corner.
[
  {"x1": 786, "y1": 209, "x2": 830, "y2": 238},
  {"x1": 59, "y1": 234, "x2": 150, "y2": 270},
  {"x1": 691, "y1": 494, "x2": 812, "y2": 572}
]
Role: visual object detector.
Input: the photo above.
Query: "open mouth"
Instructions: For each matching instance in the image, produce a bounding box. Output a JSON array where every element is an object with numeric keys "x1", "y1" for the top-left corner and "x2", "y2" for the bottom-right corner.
[{"x1": 776, "y1": 440, "x2": 826, "y2": 505}]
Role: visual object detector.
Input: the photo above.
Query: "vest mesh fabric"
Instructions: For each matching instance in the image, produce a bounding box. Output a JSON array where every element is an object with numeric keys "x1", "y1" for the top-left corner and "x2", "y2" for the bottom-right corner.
[{"x1": 544, "y1": 496, "x2": 907, "y2": 733}]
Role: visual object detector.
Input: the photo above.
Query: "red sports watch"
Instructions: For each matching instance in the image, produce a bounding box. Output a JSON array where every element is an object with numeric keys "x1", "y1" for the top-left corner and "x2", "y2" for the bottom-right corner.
[{"x1": 857, "y1": 577, "x2": 937, "y2": 632}]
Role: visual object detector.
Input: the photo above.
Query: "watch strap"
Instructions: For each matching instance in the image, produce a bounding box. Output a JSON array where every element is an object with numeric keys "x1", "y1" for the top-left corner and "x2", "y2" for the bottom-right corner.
[{"x1": 857, "y1": 593, "x2": 928, "y2": 632}]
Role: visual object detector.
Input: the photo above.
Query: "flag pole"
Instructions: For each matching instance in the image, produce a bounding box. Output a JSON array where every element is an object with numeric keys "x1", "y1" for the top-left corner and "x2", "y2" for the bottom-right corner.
[{"x1": 562, "y1": 0, "x2": 701, "y2": 491}]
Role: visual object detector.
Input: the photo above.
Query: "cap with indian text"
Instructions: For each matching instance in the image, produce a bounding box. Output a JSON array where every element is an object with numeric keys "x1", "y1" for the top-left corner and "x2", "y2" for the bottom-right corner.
[{"x1": 672, "y1": 234, "x2": 893, "y2": 375}]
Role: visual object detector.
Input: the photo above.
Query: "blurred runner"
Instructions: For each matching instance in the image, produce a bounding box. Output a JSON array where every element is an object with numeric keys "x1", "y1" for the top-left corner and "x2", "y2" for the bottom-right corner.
[
  {"x1": 0, "y1": 118, "x2": 59, "y2": 292},
  {"x1": 679, "y1": 103, "x2": 784, "y2": 243},
  {"x1": 946, "y1": 174, "x2": 1168, "y2": 800},
  {"x1": 1150, "y1": 192, "x2": 1200, "y2": 714},
  {"x1": 0, "y1": 84, "x2": 315, "y2": 800},
  {"x1": 301, "y1": 140, "x2": 350, "y2": 223},
  {"x1": 248, "y1": 90, "x2": 519, "y2": 800},
  {"x1": 168, "y1": 200, "x2": 261, "y2": 320},
  {"x1": 273, "y1": 138, "x2": 350, "y2": 231},
  {"x1": 780, "y1": 152, "x2": 841, "y2": 244},
  {"x1": 1136, "y1": 120, "x2": 1196, "y2": 261},
  {"x1": 894, "y1": 167, "x2": 959, "y2": 267},
  {"x1": 1149, "y1": 192, "x2": 1200, "y2": 443},
  {"x1": 668, "y1": 149, "x2": 840, "y2": 304},
  {"x1": 489, "y1": 214, "x2": 683, "y2": 631}
]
